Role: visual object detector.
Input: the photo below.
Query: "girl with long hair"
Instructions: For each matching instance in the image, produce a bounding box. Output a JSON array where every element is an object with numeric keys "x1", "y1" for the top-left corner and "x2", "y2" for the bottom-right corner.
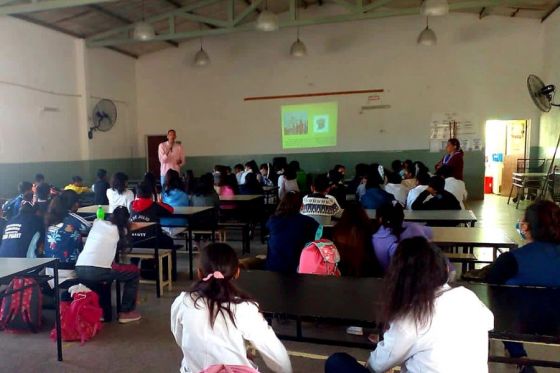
[
  {"x1": 107, "y1": 171, "x2": 134, "y2": 213},
  {"x1": 171, "y1": 243, "x2": 292, "y2": 373},
  {"x1": 326, "y1": 237, "x2": 493, "y2": 373}
]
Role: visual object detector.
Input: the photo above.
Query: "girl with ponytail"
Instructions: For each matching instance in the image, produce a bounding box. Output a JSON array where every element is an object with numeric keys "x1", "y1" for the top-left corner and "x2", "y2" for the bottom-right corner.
[{"x1": 171, "y1": 243, "x2": 292, "y2": 373}]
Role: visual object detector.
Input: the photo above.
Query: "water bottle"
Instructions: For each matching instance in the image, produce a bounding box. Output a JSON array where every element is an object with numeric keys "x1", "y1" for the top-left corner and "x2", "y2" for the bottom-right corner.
[{"x1": 96, "y1": 205, "x2": 105, "y2": 220}]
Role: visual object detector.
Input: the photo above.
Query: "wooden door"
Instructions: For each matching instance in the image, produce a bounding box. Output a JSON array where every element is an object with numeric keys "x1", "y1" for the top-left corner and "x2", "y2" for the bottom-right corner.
[
  {"x1": 501, "y1": 121, "x2": 527, "y2": 195},
  {"x1": 146, "y1": 135, "x2": 167, "y2": 180}
]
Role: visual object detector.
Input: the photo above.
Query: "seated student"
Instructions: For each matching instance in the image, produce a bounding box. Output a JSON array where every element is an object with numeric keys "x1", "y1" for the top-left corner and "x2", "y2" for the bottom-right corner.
[
  {"x1": 171, "y1": 243, "x2": 292, "y2": 373},
  {"x1": 391, "y1": 159, "x2": 404, "y2": 180},
  {"x1": 328, "y1": 169, "x2": 347, "y2": 208},
  {"x1": 332, "y1": 202, "x2": 381, "y2": 277},
  {"x1": 333, "y1": 164, "x2": 346, "y2": 177},
  {"x1": 44, "y1": 191, "x2": 92, "y2": 283},
  {"x1": 277, "y1": 165, "x2": 300, "y2": 200},
  {"x1": 289, "y1": 160, "x2": 307, "y2": 193},
  {"x1": 0, "y1": 192, "x2": 43, "y2": 258},
  {"x1": 32, "y1": 173, "x2": 58, "y2": 201},
  {"x1": 355, "y1": 164, "x2": 378, "y2": 200},
  {"x1": 92, "y1": 169, "x2": 110, "y2": 205},
  {"x1": 346, "y1": 163, "x2": 368, "y2": 195},
  {"x1": 191, "y1": 173, "x2": 220, "y2": 208},
  {"x1": 259, "y1": 163, "x2": 274, "y2": 187},
  {"x1": 486, "y1": 200, "x2": 560, "y2": 368},
  {"x1": 384, "y1": 172, "x2": 410, "y2": 207},
  {"x1": 32, "y1": 173, "x2": 45, "y2": 194},
  {"x1": 75, "y1": 206, "x2": 141, "y2": 324},
  {"x1": 436, "y1": 165, "x2": 467, "y2": 209},
  {"x1": 143, "y1": 172, "x2": 159, "y2": 201},
  {"x1": 107, "y1": 172, "x2": 135, "y2": 213},
  {"x1": 406, "y1": 171, "x2": 430, "y2": 210},
  {"x1": 239, "y1": 160, "x2": 259, "y2": 186},
  {"x1": 161, "y1": 169, "x2": 189, "y2": 237},
  {"x1": 266, "y1": 192, "x2": 319, "y2": 273},
  {"x1": 301, "y1": 174, "x2": 343, "y2": 225},
  {"x1": 372, "y1": 202, "x2": 432, "y2": 272},
  {"x1": 233, "y1": 163, "x2": 244, "y2": 185},
  {"x1": 239, "y1": 172, "x2": 263, "y2": 195},
  {"x1": 414, "y1": 161, "x2": 430, "y2": 175},
  {"x1": 411, "y1": 176, "x2": 461, "y2": 211},
  {"x1": 326, "y1": 236, "x2": 494, "y2": 373},
  {"x1": 215, "y1": 173, "x2": 236, "y2": 198},
  {"x1": 360, "y1": 170, "x2": 395, "y2": 210},
  {"x1": 401, "y1": 159, "x2": 417, "y2": 189},
  {"x1": 184, "y1": 169, "x2": 196, "y2": 195},
  {"x1": 2, "y1": 181, "x2": 33, "y2": 220},
  {"x1": 64, "y1": 176, "x2": 91, "y2": 194},
  {"x1": 34, "y1": 182, "x2": 52, "y2": 217}
]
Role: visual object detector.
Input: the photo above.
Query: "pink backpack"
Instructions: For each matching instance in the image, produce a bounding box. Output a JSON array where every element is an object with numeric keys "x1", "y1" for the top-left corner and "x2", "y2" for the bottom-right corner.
[
  {"x1": 200, "y1": 365, "x2": 258, "y2": 373},
  {"x1": 298, "y1": 239, "x2": 341, "y2": 276}
]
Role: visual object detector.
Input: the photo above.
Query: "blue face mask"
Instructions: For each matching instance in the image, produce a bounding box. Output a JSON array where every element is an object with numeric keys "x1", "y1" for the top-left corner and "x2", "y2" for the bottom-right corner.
[
  {"x1": 399, "y1": 170, "x2": 405, "y2": 178},
  {"x1": 515, "y1": 221, "x2": 526, "y2": 240}
]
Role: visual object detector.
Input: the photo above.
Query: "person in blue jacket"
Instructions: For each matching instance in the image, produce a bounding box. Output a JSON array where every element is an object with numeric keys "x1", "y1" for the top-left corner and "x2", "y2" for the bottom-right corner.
[
  {"x1": 486, "y1": 200, "x2": 560, "y2": 373},
  {"x1": 161, "y1": 169, "x2": 189, "y2": 235},
  {"x1": 0, "y1": 192, "x2": 43, "y2": 258},
  {"x1": 266, "y1": 191, "x2": 319, "y2": 273},
  {"x1": 360, "y1": 169, "x2": 395, "y2": 210}
]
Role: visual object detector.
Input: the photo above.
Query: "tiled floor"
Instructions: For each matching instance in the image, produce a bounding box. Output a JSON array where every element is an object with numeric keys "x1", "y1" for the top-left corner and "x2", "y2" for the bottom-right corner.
[{"x1": 0, "y1": 194, "x2": 557, "y2": 372}]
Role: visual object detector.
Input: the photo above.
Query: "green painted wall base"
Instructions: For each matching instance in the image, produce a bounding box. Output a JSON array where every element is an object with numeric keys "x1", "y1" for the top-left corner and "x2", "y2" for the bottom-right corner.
[
  {"x1": 0, "y1": 158, "x2": 145, "y2": 199},
  {"x1": 0, "y1": 150, "x2": 485, "y2": 200}
]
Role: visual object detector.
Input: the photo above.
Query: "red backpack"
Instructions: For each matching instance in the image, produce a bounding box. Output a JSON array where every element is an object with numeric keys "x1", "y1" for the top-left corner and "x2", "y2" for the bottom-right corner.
[
  {"x1": 298, "y1": 239, "x2": 341, "y2": 276},
  {"x1": 50, "y1": 290, "x2": 103, "y2": 345},
  {"x1": 0, "y1": 277, "x2": 42, "y2": 333}
]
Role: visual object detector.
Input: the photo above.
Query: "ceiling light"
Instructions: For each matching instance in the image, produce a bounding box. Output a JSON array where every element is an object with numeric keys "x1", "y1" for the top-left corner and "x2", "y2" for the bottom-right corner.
[
  {"x1": 290, "y1": 38, "x2": 307, "y2": 57},
  {"x1": 194, "y1": 47, "x2": 210, "y2": 67},
  {"x1": 133, "y1": 21, "x2": 155, "y2": 41},
  {"x1": 420, "y1": 0, "x2": 449, "y2": 16},
  {"x1": 417, "y1": 18, "x2": 437, "y2": 46},
  {"x1": 256, "y1": 9, "x2": 279, "y2": 31}
]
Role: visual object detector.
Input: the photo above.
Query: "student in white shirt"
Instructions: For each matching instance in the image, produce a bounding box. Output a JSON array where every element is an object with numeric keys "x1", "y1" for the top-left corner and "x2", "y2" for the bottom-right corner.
[
  {"x1": 406, "y1": 172, "x2": 431, "y2": 210},
  {"x1": 325, "y1": 236, "x2": 493, "y2": 373},
  {"x1": 437, "y1": 165, "x2": 468, "y2": 209},
  {"x1": 106, "y1": 172, "x2": 135, "y2": 213},
  {"x1": 384, "y1": 172, "x2": 410, "y2": 207},
  {"x1": 75, "y1": 206, "x2": 141, "y2": 324},
  {"x1": 171, "y1": 243, "x2": 292, "y2": 373},
  {"x1": 277, "y1": 165, "x2": 300, "y2": 200}
]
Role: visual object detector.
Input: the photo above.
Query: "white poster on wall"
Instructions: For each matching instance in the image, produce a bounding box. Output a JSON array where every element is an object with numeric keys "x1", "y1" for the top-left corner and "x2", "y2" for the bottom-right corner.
[{"x1": 429, "y1": 112, "x2": 481, "y2": 152}]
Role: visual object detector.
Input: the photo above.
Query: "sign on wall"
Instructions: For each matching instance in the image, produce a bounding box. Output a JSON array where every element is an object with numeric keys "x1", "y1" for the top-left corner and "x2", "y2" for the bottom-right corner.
[{"x1": 429, "y1": 112, "x2": 481, "y2": 152}]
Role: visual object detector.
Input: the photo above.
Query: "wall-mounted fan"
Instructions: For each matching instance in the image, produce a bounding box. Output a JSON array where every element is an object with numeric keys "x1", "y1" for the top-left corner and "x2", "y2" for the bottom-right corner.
[
  {"x1": 527, "y1": 74, "x2": 559, "y2": 113},
  {"x1": 88, "y1": 99, "x2": 117, "y2": 139},
  {"x1": 527, "y1": 74, "x2": 560, "y2": 199}
]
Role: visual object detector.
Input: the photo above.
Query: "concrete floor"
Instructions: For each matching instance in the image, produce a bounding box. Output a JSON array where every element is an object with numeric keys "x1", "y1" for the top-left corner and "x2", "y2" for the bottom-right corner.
[{"x1": 0, "y1": 195, "x2": 558, "y2": 373}]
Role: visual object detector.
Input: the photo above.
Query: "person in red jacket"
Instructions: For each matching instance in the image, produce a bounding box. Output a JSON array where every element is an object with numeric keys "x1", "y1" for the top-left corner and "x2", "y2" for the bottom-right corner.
[{"x1": 435, "y1": 138, "x2": 464, "y2": 181}]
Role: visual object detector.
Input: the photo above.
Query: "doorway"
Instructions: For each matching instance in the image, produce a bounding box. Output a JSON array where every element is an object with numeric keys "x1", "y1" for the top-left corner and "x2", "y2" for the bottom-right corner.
[
  {"x1": 146, "y1": 135, "x2": 167, "y2": 181},
  {"x1": 484, "y1": 120, "x2": 528, "y2": 196}
]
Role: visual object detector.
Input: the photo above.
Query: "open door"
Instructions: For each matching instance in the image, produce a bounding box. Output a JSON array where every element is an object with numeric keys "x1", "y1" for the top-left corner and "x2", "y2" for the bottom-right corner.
[
  {"x1": 146, "y1": 135, "x2": 167, "y2": 180},
  {"x1": 502, "y1": 121, "x2": 528, "y2": 195}
]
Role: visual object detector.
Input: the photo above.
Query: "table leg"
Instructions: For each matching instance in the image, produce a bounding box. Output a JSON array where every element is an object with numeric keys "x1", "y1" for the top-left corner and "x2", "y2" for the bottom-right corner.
[
  {"x1": 53, "y1": 260, "x2": 63, "y2": 362},
  {"x1": 296, "y1": 317, "x2": 303, "y2": 339},
  {"x1": 155, "y1": 232, "x2": 161, "y2": 298},
  {"x1": 188, "y1": 226, "x2": 194, "y2": 280}
]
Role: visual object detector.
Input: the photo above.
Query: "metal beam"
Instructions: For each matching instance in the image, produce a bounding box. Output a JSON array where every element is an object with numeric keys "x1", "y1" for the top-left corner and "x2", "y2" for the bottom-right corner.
[
  {"x1": 87, "y1": 0, "x2": 534, "y2": 47},
  {"x1": 0, "y1": 0, "x2": 118, "y2": 16},
  {"x1": 541, "y1": 0, "x2": 560, "y2": 23},
  {"x1": 88, "y1": 4, "x2": 179, "y2": 47}
]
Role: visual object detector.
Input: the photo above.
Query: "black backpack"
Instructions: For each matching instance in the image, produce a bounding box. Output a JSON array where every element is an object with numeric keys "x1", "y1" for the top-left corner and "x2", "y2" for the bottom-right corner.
[{"x1": 0, "y1": 277, "x2": 43, "y2": 332}]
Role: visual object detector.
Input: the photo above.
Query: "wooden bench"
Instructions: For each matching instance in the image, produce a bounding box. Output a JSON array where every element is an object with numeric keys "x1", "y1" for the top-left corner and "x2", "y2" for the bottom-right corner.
[
  {"x1": 444, "y1": 252, "x2": 492, "y2": 272},
  {"x1": 123, "y1": 248, "x2": 172, "y2": 295}
]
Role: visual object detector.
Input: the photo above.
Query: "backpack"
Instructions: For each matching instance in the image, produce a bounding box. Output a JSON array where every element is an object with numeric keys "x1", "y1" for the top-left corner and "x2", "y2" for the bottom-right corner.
[
  {"x1": 298, "y1": 239, "x2": 341, "y2": 276},
  {"x1": 200, "y1": 365, "x2": 259, "y2": 373},
  {"x1": 0, "y1": 277, "x2": 43, "y2": 332},
  {"x1": 50, "y1": 288, "x2": 103, "y2": 345}
]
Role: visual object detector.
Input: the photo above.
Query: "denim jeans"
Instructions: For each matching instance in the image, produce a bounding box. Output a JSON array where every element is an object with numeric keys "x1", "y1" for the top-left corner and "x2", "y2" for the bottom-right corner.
[
  {"x1": 75, "y1": 264, "x2": 139, "y2": 313},
  {"x1": 503, "y1": 341, "x2": 528, "y2": 358},
  {"x1": 325, "y1": 353, "x2": 369, "y2": 373}
]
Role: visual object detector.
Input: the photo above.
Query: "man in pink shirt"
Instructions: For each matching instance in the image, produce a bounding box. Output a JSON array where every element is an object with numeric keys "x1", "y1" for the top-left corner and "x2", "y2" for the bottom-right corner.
[{"x1": 158, "y1": 129, "x2": 185, "y2": 186}]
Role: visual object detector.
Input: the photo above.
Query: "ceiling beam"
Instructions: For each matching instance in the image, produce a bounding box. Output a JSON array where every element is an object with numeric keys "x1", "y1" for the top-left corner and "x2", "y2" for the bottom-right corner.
[
  {"x1": 164, "y1": 0, "x2": 219, "y2": 29},
  {"x1": 88, "y1": 4, "x2": 179, "y2": 47},
  {"x1": 87, "y1": 0, "x2": 534, "y2": 47},
  {"x1": 11, "y1": 13, "x2": 138, "y2": 59},
  {"x1": 541, "y1": 0, "x2": 560, "y2": 23},
  {"x1": 0, "y1": 0, "x2": 118, "y2": 16}
]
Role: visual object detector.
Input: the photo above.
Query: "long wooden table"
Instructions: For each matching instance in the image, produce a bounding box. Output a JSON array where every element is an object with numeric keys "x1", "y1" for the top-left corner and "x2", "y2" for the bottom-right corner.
[
  {"x1": 431, "y1": 227, "x2": 518, "y2": 260},
  {"x1": 236, "y1": 270, "x2": 560, "y2": 368},
  {"x1": 0, "y1": 258, "x2": 62, "y2": 361},
  {"x1": 365, "y1": 209, "x2": 478, "y2": 227}
]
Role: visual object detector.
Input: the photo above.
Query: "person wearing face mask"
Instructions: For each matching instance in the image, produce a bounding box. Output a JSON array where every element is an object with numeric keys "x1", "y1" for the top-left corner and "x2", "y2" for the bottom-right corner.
[
  {"x1": 486, "y1": 200, "x2": 560, "y2": 373},
  {"x1": 158, "y1": 129, "x2": 185, "y2": 186},
  {"x1": 435, "y1": 138, "x2": 464, "y2": 181}
]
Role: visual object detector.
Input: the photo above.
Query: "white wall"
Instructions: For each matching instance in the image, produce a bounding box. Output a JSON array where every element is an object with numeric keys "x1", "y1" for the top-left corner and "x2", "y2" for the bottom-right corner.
[
  {"x1": 0, "y1": 17, "x2": 137, "y2": 165},
  {"x1": 540, "y1": 9, "x2": 560, "y2": 159},
  {"x1": 135, "y1": 11, "x2": 544, "y2": 157}
]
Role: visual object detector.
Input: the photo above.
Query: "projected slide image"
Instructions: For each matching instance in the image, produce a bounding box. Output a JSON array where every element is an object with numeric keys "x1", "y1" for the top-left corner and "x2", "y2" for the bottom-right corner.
[
  {"x1": 283, "y1": 112, "x2": 308, "y2": 135},
  {"x1": 281, "y1": 102, "x2": 338, "y2": 149}
]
